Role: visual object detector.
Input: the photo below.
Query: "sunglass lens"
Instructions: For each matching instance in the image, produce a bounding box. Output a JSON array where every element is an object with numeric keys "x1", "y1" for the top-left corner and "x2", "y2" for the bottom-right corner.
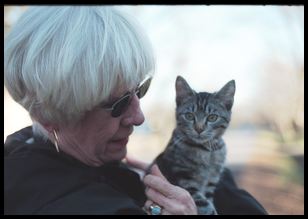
[
  {"x1": 137, "y1": 78, "x2": 152, "y2": 99},
  {"x1": 111, "y1": 95, "x2": 131, "y2": 117},
  {"x1": 110, "y1": 77, "x2": 152, "y2": 117}
]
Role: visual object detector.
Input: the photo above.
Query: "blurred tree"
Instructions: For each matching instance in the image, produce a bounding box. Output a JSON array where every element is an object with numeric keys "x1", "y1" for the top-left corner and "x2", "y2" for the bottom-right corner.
[{"x1": 256, "y1": 7, "x2": 304, "y2": 145}]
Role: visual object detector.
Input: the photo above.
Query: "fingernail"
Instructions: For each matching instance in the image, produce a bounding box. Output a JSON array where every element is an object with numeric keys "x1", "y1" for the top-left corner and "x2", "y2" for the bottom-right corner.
[{"x1": 153, "y1": 164, "x2": 159, "y2": 172}]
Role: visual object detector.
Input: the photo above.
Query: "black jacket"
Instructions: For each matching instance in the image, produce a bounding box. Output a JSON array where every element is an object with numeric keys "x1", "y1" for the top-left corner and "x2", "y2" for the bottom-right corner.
[{"x1": 4, "y1": 127, "x2": 267, "y2": 215}]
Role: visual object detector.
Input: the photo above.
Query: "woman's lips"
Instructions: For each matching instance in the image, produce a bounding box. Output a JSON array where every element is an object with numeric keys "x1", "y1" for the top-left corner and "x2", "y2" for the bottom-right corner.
[
  {"x1": 109, "y1": 128, "x2": 133, "y2": 151},
  {"x1": 109, "y1": 137, "x2": 129, "y2": 151},
  {"x1": 113, "y1": 137, "x2": 128, "y2": 145}
]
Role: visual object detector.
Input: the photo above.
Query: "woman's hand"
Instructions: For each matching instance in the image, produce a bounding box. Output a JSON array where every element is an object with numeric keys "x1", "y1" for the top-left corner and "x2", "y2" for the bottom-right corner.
[{"x1": 125, "y1": 156, "x2": 198, "y2": 215}]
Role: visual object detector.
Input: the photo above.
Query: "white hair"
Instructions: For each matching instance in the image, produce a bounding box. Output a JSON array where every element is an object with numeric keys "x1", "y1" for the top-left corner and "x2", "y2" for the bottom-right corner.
[{"x1": 5, "y1": 6, "x2": 155, "y2": 137}]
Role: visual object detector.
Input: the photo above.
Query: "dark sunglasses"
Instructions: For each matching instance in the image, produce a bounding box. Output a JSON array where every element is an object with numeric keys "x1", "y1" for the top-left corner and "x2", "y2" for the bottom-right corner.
[{"x1": 101, "y1": 77, "x2": 152, "y2": 117}]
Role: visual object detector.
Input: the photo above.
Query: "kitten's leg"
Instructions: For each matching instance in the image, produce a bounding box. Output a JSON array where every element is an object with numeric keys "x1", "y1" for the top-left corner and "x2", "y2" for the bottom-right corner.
[
  {"x1": 205, "y1": 167, "x2": 224, "y2": 203},
  {"x1": 180, "y1": 182, "x2": 217, "y2": 215},
  {"x1": 205, "y1": 181, "x2": 218, "y2": 203},
  {"x1": 188, "y1": 190, "x2": 217, "y2": 215}
]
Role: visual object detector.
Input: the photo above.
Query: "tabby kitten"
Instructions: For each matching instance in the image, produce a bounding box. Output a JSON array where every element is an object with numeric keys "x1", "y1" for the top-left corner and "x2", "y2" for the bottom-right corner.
[{"x1": 150, "y1": 76, "x2": 236, "y2": 215}]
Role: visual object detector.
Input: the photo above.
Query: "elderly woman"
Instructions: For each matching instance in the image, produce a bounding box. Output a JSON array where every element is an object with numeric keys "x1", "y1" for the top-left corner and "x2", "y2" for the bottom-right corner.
[{"x1": 4, "y1": 6, "x2": 267, "y2": 215}]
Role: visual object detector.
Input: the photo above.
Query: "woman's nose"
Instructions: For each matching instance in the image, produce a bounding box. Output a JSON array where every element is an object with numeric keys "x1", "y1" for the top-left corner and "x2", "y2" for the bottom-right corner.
[{"x1": 121, "y1": 94, "x2": 145, "y2": 127}]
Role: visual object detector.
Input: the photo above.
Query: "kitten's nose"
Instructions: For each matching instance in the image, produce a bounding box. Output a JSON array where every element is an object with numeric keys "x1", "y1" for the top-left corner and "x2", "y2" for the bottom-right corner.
[{"x1": 194, "y1": 125, "x2": 204, "y2": 134}]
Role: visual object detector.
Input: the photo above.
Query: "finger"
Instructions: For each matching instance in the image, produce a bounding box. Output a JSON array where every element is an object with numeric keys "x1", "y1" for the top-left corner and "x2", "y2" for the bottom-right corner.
[
  {"x1": 144, "y1": 199, "x2": 170, "y2": 215},
  {"x1": 146, "y1": 187, "x2": 196, "y2": 215},
  {"x1": 151, "y1": 164, "x2": 167, "y2": 181},
  {"x1": 143, "y1": 199, "x2": 153, "y2": 214},
  {"x1": 161, "y1": 209, "x2": 172, "y2": 215},
  {"x1": 144, "y1": 174, "x2": 178, "y2": 197},
  {"x1": 125, "y1": 155, "x2": 150, "y2": 171},
  {"x1": 144, "y1": 199, "x2": 153, "y2": 210},
  {"x1": 145, "y1": 187, "x2": 179, "y2": 213}
]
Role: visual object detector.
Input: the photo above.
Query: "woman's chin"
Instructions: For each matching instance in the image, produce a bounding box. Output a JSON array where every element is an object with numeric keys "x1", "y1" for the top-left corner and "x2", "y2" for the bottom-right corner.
[{"x1": 106, "y1": 147, "x2": 127, "y2": 162}]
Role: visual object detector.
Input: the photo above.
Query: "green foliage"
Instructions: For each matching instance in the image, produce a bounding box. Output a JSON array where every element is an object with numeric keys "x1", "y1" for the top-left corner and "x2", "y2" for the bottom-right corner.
[{"x1": 278, "y1": 156, "x2": 304, "y2": 186}]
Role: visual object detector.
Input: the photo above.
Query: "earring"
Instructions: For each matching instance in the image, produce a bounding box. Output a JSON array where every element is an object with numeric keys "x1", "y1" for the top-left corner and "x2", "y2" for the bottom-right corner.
[{"x1": 53, "y1": 129, "x2": 60, "y2": 153}]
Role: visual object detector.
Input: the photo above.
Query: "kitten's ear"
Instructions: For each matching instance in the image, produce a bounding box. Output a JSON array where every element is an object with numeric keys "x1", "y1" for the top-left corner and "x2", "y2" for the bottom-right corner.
[
  {"x1": 215, "y1": 80, "x2": 236, "y2": 111},
  {"x1": 175, "y1": 76, "x2": 195, "y2": 105}
]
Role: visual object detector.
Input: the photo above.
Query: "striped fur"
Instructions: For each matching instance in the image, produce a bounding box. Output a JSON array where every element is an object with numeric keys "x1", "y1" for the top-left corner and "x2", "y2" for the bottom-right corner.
[{"x1": 151, "y1": 76, "x2": 235, "y2": 215}]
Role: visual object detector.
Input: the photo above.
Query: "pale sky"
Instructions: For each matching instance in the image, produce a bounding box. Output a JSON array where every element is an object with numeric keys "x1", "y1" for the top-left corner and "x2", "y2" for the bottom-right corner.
[{"x1": 120, "y1": 6, "x2": 304, "y2": 112}]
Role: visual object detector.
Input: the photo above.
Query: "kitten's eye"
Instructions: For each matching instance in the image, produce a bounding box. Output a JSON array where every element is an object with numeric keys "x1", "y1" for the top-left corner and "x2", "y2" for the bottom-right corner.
[
  {"x1": 207, "y1": 114, "x2": 218, "y2": 122},
  {"x1": 185, "y1": 112, "x2": 194, "y2": 121}
]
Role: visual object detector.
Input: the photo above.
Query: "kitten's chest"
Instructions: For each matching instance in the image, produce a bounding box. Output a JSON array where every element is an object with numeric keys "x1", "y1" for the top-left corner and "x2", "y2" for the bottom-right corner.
[
  {"x1": 189, "y1": 146, "x2": 226, "y2": 166},
  {"x1": 165, "y1": 141, "x2": 226, "y2": 167}
]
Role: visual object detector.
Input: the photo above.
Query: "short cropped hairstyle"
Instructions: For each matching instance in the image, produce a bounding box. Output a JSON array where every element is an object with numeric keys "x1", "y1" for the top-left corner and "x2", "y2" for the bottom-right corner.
[{"x1": 5, "y1": 6, "x2": 155, "y2": 127}]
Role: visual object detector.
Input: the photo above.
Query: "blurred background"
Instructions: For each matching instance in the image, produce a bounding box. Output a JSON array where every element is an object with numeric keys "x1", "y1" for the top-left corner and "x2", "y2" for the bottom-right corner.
[{"x1": 4, "y1": 5, "x2": 304, "y2": 215}]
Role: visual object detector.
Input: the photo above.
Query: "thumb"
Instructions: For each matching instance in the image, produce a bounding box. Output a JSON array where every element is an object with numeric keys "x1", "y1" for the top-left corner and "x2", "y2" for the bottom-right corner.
[
  {"x1": 125, "y1": 155, "x2": 149, "y2": 171},
  {"x1": 151, "y1": 164, "x2": 168, "y2": 181}
]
